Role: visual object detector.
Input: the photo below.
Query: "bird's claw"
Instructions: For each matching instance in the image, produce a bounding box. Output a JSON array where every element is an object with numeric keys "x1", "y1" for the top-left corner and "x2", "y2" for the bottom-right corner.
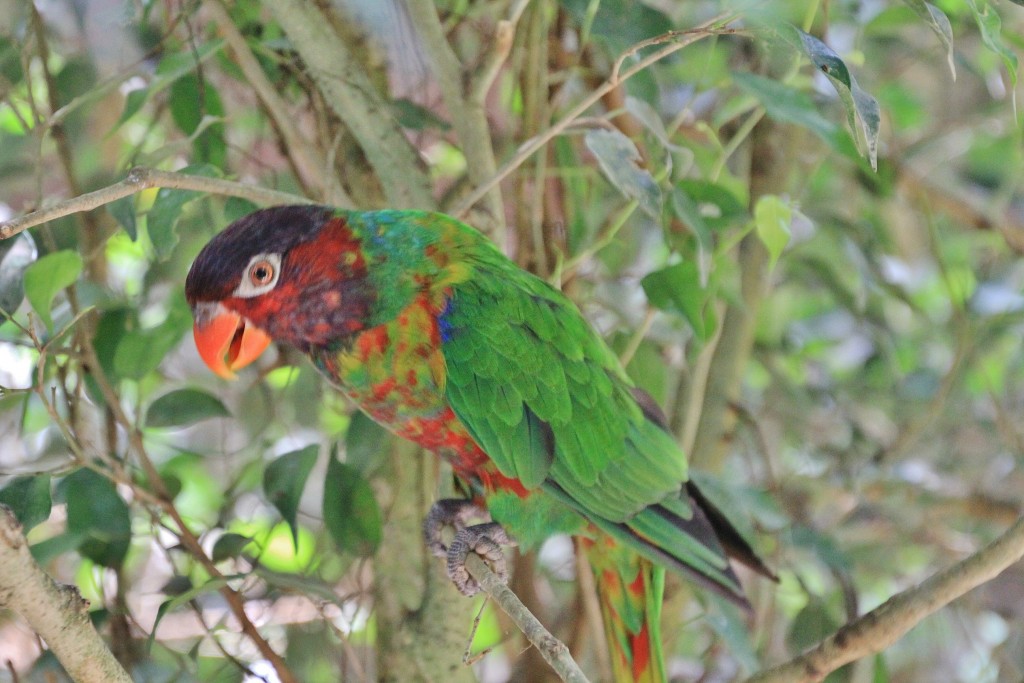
[
  {"x1": 423, "y1": 498, "x2": 489, "y2": 558},
  {"x1": 446, "y1": 522, "x2": 514, "y2": 596}
]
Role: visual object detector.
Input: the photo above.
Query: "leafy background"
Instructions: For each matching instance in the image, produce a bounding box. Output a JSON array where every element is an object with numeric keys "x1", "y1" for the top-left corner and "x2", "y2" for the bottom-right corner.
[{"x1": 1, "y1": 0, "x2": 1023, "y2": 681}]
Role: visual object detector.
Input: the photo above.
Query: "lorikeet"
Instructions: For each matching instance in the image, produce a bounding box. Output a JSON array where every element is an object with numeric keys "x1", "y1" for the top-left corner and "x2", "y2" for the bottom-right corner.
[{"x1": 185, "y1": 206, "x2": 773, "y2": 682}]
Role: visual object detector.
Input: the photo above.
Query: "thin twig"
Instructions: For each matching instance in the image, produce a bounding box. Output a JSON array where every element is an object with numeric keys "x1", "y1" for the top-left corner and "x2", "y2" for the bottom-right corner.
[
  {"x1": 745, "y1": 515, "x2": 1024, "y2": 683},
  {"x1": 0, "y1": 167, "x2": 312, "y2": 240},
  {"x1": 463, "y1": 553, "x2": 591, "y2": 683}
]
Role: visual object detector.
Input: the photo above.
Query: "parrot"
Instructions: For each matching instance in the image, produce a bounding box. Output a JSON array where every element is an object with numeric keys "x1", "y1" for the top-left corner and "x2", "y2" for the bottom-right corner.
[{"x1": 185, "y1": 205, "x2": 773, "y2": 683}]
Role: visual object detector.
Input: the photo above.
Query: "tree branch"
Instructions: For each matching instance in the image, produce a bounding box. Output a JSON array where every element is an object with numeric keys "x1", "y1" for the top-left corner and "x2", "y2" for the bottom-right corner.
[
  {"x1": 0, "y1": 167, "x2": 312, "y2": 241},
  {"x1": 0, "y1": 506, "x2": 132, "y2": 683},
  {"x1": 406, "y1": 0, "x2": 520, "y2": 232},
  {"x1": 464, "y1": 553, "x2": 591, "y2": 683},
  {"x1": 204, "y1": 0, "x2": 353, "y2": 207},
  {"x1": 745, "y1": 515, "x2": 1024, "y2": 683},
  {"x1": 450, "y1": 16, "x2": 739, "y2": 218},
  {"x1": 264, "y1": 0, "x2": 434, "y2": 210}
]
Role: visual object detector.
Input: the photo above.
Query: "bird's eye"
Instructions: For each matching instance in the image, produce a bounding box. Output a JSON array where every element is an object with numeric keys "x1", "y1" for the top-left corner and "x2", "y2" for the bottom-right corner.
[
  {"x1": 233, "y1": 253, "x2": 281, "y2": 298},
  {"x1": 249, "y1": 260, "x2": 275, "y2": 286}
]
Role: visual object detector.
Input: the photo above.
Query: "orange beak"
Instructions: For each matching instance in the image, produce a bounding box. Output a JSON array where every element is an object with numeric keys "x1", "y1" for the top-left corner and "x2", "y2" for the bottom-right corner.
[{"x1": 192, "y1": 305, "x2": 272, "y2": 379}]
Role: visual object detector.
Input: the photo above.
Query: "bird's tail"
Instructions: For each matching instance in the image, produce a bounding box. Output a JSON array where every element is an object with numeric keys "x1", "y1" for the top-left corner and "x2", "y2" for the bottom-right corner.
[{"x1": 582, "y1": 535, "x2": 667, "y2": 683}]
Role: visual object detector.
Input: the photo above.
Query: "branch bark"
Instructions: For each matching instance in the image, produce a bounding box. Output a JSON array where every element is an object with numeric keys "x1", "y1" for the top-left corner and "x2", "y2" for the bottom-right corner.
[
  {"x1": 745, "y1": 515, "x2": 1024, "y2": 683},
  {"x1": 0, "y1": 506, "x2": 132, "y2": 683}
]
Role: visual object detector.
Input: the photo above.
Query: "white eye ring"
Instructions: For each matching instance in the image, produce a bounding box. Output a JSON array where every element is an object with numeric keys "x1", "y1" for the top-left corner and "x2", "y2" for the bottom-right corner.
[{"x1": 233, "y1": 253, "x2": 282, "y2": 298}]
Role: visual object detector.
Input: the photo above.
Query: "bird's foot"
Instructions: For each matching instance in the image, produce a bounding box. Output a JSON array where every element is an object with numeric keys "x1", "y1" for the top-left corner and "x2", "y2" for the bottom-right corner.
[
  {"x1": 423, "y1": 498, "x2": 489, "y2": 557},
  {"x1": 447, "y1": 522, "x2": 515, "y2": 596},
  {"x1": 423, "y1": 499, "x2": 515, "y2": 596}
]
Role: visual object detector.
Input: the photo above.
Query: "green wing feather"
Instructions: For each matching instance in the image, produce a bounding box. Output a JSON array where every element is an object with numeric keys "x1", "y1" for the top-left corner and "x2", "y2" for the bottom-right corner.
[{"x1": 437, "y1": 235, "x2": 748, "y2": 603}]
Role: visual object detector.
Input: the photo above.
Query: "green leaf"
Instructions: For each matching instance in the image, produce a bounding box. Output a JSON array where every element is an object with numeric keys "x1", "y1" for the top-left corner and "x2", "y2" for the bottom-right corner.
[
  {"x1": 147, "y1": 575, "x2": 234, "y2": 653},
  {"x1": 732, "y1": 71, "x2": 855, "y2": 158},
  {"x1": 0, "y1": 232, "x2": 37, "y2": 315},
  {"x1": 901, "y1": 0, "x2": 955, "y2": 79},
  {"x1": 787, "y1": 597, "x2": 841, "y2": 652},
  {"x1": 145, "y1": 163, "x2": 221, "y2": 259},
  {"x1": 145, "y1": 388, "x2": 230, "y2": 428},
  {"x1": 212, "y1": 533, "x2": 254, "y2": 563},
  {"x1": 754, "y1": 195, "x2": 792, "y2": 270},
  {"x1": 263, "y1": 445, "x2": 319, "y2": 551},
  {"x1": 797, "y1": 31, "x2": 881, "y2": 170},
  {"x1": 641, "y1": 262, "x2": 717, "y2": 341},
  {"x1": 0, "y1": 475, "x2": 52, "y2": 533},
  {"x1": 112, "y1": 302, "x2": 191, "y2": 381},
  {"x1": 584, "y1": 128, "x2": 662, "y2": 219},
  {"x1": 59, "y1": 469, "x2": 131, "y2": 568},
  {"x1": 23, "y1": 250, "x2": 83, "y2": 332},
  {"x1": 967, "y1": 0, "x2": 1018, "y2": 87},
  {"x1": 107, "y1": 196, "x2": 138, "y2": 241},
  {"x1": 873, "y1": 654, "x2": 890, "y2": 683},
  {"x1": 323, "y1": 450, "x2": 382, "y2": 557},
  {"x1": 115, "y1": 39, "x2": 224, "y2": 128},
  {"x1": 345, "y1": 411, "x2": 390, "y2": 474}
]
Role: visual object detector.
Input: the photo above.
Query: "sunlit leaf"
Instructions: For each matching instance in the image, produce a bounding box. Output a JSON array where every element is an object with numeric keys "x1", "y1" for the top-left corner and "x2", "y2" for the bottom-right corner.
[
  {"x1": 23, "y1": 250, "x2": 82, "y2": 332},
  {"x1": 0, "y1": 475, "x2": 51, "y2": 533},
  {"x1": 263, "y1": 444, "x2": 319, "y2": 551},
  {"x1": 58, "y1": 469, "x2": 131, "y2": 568},
  {"x1": 145, "y1": 388, "x2": 230, "y2": 428},
  {"x1": 323, "y1": 449, "x2": 382, "y2": 557},
  {"x1": 585, "y1": 128, "x2": 662, "y2": 219},
  {"x1": 754, "y1": 195, "x2": 792, "y2": 270}
]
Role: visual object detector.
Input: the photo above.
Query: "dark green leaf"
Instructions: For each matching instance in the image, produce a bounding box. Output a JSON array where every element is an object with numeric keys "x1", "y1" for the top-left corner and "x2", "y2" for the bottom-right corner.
[
  {"x1": 641, "y1": 261, "x2": 717, "y2": 341},
  {"x1": 584, "y1": 128, "x2": 662, "y2": 219},
  {"x1": 115, "y1": 39, "x2": 225, "y2": 129},
  {"x1": 23, "y1": 250, "x2": 82, "y2": 332},
  {"x1": 787, "y1": 598, "x2": 841, "y2": 652},
  {"x1": 145, "y1": 388, "x2": 230, "y2": 428},
  {"x1": 59, "y1": 469, "x2": 131, "y2": 568},
  {"x1": 344, "y1": 411, "x2": 390, "y2": 474},
  {"x1": 213, "y1": 533, "x2": 254, "y2": 562},
  {"x1": 263, "y1": 445, "x2": 319, "y2": 551},
  {"x1": 107, "y1": 196, "x2": 138, "y2": 241},
  {"x1": 393, "y1": 98, "x2": 452, "y2": 131},
  {"x1": 323, "y1": 451, "x2": 382, "y2": 557},
  {"x1": 30, "y1": 530, "x2": 87, "y2": 565},
  {"x1": 0, "y1": 232, "x2": 37, "y2": 315},
  {"x1": 0, "y1": 475, "x2": 52, "y2": 533},
  {"x1": 676, "y1": 180, "x2": 748, "y2": 229}
]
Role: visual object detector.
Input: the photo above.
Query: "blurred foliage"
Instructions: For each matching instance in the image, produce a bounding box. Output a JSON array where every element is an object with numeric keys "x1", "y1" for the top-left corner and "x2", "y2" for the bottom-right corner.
[{"x1": 0, "y1": 0, "x2": 1023, "y2": 682}]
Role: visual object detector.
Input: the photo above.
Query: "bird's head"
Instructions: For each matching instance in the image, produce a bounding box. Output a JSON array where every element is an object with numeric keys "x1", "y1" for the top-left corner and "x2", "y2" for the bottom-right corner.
[{"x1": 185, "y1": 205, "x2": 375, "y2": 379}]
